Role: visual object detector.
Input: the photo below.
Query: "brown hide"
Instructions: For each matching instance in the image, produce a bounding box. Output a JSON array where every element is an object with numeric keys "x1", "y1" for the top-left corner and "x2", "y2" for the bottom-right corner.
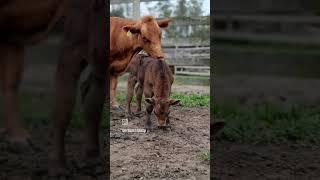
[{"x1": 0, "y1": 0, "x2": 64, "y2": 44}]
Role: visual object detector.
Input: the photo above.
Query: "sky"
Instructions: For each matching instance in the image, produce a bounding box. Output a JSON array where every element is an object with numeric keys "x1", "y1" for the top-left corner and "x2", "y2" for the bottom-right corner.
[
  {"x1": 111, "y1": 0, "x2": 210, "y2": 17},
  {"x1": 141, "y1": 0, "x2": 210, "y2": 16}
]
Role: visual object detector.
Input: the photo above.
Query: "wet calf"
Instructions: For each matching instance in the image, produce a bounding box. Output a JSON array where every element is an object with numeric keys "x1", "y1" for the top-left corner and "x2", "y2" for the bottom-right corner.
[{"x1": 126, "y1": 54, "x2": 180, "y2": 130}]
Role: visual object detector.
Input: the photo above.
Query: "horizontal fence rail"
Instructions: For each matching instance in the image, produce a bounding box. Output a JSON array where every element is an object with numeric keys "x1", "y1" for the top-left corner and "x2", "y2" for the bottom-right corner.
[{"x1": 214, "y1": 14, "x2": 320, "y2": 24}]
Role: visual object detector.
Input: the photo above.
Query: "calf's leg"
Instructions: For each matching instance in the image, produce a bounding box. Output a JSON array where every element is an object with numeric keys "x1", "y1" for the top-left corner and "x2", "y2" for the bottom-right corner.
[
  {"x1": 0, "y1": 44, "x2": 29, "y2": 143},
  {"x1": 144, "y1": 89, "x2": 153, "y2": 131},
  {"x1": 135, "y1": 83, "x2": 143, "y2": 112},
  {"x1": 125, "y1": 74, "x2": 136, "y2": 119}
]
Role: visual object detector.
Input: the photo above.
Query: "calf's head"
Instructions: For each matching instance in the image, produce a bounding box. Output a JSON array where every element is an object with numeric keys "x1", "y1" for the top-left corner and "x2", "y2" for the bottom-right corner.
[
  {"x1": 145, "y1": 98, "x2": 180, "y2": 127},
  {"x1": 122, "y1": 16, "x2": 171, "y2": 60}
]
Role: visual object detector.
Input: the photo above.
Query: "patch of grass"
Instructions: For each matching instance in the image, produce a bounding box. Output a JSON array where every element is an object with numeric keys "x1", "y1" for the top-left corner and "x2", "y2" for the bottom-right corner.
[
  {"x1": 116, "y1": 91, "x2": 209, "y2": 108},
  {"x1": 171, "y1": 93, "x2": 209, "y2": 107},
  {"x1": 118, "y1": 74, "x2": 210, "y2": 86},
  {"x1": 0, "y1": 93, "x2": 110, "y2": 130},
  {"x1": 212, "y1": 103, "x2": 320, "y2": 145},
  {"x1": 199, "y1": 152, "x2": 210, "y2": 162}
]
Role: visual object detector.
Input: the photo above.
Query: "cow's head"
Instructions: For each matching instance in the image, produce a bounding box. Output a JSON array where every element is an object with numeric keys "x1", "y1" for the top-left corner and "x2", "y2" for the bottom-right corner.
[
  {"x1": 145, "y1": 97, "x2": 180, "y2": 127},
  {"x1": 122, "y1": 16, "x2": 171, "y2": 60}
]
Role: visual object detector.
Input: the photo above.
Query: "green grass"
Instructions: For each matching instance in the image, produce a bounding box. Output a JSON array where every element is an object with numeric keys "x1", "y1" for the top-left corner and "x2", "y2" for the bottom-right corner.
[
  {"x1": 116, "y1": 90, "x2": 210, "y2": 108},
  {"x1": 118, "y1": 74, "x2": 210, "y2": 86},
  {"x1": 0, "y1": 94, "x2": 110, "y2": 130},
  {"x1": 199, "y1": 151, "x2": 210, "y2": 162},
  {"x1": 212, "y1": 103, "x2": 320, "y2": 145},
  {"x1": 1, "y1": 91, "x2": 207, "y2": 130}
]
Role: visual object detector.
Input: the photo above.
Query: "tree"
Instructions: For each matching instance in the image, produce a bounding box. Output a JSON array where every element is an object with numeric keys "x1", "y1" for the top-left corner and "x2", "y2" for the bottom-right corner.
[
  {"x1": 156, "y1": 0, "x2": 177, "y2": 38},
  {"x1": 174, "y1": 0, "x2": 189, "y2": 37},
  {"x1": 110, "y1": 6, "x2": 125, "y2": 18},
  {"x1": 188, "y1": 0, "x2": 209, "y2": 41}
]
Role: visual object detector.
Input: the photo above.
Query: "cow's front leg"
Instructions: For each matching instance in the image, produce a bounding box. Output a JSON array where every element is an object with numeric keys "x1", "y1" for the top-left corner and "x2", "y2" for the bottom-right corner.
[
  {"x1": 0, "y1": 45, "x2": 29, "y2": 143},
  {"x1": 80, "y1": 65, "x2": 106, "y2": 165},
  {"x1": 110, "y1": 75, "x2": 120, "y2": 109},
  {"x1": 49, "y1": 48, "x2": 84, "y2": 177}
]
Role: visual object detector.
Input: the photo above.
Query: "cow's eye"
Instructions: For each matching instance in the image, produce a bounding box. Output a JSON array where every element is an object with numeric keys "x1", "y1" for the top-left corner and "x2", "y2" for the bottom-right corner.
[{"x1": 142, "y1": 37, "x2": 150, "y2": 43}]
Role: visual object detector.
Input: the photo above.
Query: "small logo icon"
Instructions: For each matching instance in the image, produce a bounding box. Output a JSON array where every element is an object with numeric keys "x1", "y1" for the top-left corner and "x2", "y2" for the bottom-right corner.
[{"x1": 121, "y1": 118, "x2": 128, "y2": 126}]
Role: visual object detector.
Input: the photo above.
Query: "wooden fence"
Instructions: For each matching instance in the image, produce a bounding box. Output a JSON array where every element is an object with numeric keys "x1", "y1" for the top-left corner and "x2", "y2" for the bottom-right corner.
[{"x1": 213, "y1": 14, "x2": 320, "y2": 45}]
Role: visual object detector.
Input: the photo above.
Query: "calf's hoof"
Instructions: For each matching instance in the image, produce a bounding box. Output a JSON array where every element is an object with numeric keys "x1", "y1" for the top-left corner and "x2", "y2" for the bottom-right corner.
[
  {"x1": 125, "y1": 112, "x2": 134, "y2": 120},
  {"x1": 134, "y1": 111, "x2": 144, "y2": 117},
  {"x1": 145, "y1": 123, "x2": 152, "y2": 133},
  {"x1": 157, "y1": 125, "x2": 171, "y2": 131}
]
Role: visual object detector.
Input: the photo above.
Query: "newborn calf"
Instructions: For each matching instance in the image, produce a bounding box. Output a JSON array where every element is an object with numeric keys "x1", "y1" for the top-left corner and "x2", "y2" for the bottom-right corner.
[{"x1": 126, "y1": 54, "x2": 179, "y2": 130}]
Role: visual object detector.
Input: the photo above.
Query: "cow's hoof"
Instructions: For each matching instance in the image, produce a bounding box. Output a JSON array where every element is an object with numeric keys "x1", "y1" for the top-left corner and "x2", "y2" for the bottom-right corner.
[
  {"x1": 7, "y1": 128, "x2": 31, "y2": 143},
  {"x1": 3, "y1": 129, "x2": 34, "y2": 154},
  {"x1": 7, "y1": 139, "x2": 34, "y2": 154}
]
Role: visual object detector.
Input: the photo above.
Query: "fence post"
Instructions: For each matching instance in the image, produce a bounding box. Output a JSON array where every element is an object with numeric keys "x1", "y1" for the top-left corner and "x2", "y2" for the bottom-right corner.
[{"x1": 132, "y1": 0, "x2": 140, "y2": 19}]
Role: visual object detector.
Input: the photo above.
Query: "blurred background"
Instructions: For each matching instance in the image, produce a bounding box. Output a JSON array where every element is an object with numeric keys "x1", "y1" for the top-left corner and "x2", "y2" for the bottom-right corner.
[{"x1": 212, "y1": 0, "x2": 320, "y2": 179}]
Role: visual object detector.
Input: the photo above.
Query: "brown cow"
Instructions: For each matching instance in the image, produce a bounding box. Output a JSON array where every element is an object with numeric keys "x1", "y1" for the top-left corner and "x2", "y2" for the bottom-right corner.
[
  {"x1": 125, "y1": 54, "x2": 180, "y2": 130},
  {"x1": 0, "y1": 0, "x2": 107, "y2": 177},
  {"x1": 110, "y1": 16, "x2": 171, "y2": 108},
  {"x1": 0, "y1": 0, "x2": 64, "y2": 143}
]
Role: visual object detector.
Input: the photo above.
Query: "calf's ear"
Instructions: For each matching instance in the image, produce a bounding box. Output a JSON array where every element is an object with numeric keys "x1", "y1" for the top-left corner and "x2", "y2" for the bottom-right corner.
[
  {"x1": 145, "y1": 98, "x2": 155, "y2": 105},
  {"x1": 169, "y1": 99, "x2": 180, "y2": 106},
  {"x1": 157, "y1": 18, "x2": 171, "y2": 28},
  {"x1": 122, "y1": 24, "x2": 141, "y2": 34}
]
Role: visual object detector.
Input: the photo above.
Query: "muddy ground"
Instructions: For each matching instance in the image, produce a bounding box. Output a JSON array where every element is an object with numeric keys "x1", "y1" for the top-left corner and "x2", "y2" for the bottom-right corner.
[
  {"x1": 0, "y1": 125, "x2": 108, "y2": 179},
  {"x1": 212, "y1": 142, "x2": 320, "y2": 180},
  {"x1": 110, "y1": 106, "x2": 210, "y2": 180}
]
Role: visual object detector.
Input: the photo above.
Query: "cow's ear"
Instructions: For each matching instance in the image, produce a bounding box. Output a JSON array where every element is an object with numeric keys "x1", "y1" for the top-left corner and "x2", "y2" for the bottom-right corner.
[
  {"x1": 122, "y1": 24, "x2": 141, "y2": 34},
  {"x1": 157, "y1": 18, "x2": 171, "y2": 28},
  {"x1": 145, "y1": 98, "x2": 155, "y2": 105},
  {"x1": 169, "y1": 99, "x2": 180, "y2": 106}
]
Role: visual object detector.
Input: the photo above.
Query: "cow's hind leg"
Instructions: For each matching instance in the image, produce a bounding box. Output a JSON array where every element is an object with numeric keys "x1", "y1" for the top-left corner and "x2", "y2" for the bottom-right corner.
[{"x1": 0, "y1": 44, "x2": 29, "y2": 143}]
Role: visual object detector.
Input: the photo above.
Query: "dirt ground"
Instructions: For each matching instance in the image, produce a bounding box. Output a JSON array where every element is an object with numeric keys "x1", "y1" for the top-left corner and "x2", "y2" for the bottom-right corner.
[
  {"x1": 212, "y1": 142, "x2": 320, "y2": 180},
  {"x1": 0, "y1": 125, "x2": 108, "y2": 179},
  {"x1": 110, "y1": 106, "x2": 210, "y2": 180}
]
